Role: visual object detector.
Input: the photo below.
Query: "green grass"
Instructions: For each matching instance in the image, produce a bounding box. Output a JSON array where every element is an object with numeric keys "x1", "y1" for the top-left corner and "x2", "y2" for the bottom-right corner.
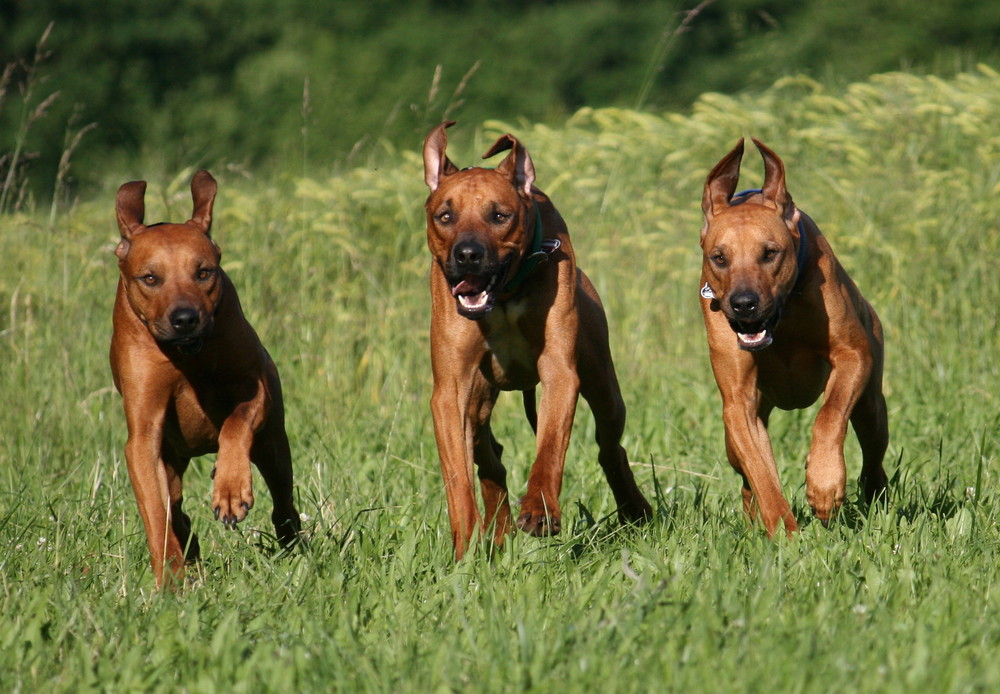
[{"x1": 1, "y1": 67, "x2": 999, "y2": 692}]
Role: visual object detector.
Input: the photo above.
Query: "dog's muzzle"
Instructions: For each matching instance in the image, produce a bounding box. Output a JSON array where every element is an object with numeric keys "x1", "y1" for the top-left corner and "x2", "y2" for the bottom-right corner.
[
  {"x1": 726, "y1": 290, "x2": 780, "y2": 352},
  {"x1": 155, "y1": 306, "x2": 211, "y2": 354},
  {"x1": 446, "y1": 238, "x2": 508, "y2": 320}
]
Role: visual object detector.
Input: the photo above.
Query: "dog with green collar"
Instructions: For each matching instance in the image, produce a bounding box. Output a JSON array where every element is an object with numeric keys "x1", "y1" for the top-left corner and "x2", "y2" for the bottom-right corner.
[{"x1": 422, "y1": 121, "x2": 652, "y2": 559}]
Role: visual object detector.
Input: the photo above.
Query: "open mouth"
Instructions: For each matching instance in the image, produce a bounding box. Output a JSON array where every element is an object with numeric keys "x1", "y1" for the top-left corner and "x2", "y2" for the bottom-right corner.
[
  {"x1": 728, "y1": 314, "x2": 778, "y2": 352},
  {"x1": 165, "y1": 335, "x2": 205, "y2": 355},
  {"x1": 451, "y1": 274, "x2": 499, "y2": 319}
]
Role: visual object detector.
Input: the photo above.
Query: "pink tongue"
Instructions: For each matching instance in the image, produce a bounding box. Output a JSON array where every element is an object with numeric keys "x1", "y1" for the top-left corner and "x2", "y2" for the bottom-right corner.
[{"x1": 452, "y1": 277, "x2": 487, "y2": 296}]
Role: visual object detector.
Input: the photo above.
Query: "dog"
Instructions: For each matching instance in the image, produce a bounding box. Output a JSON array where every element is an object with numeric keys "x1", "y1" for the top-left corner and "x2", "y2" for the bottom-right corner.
[
  {"x1": 421, "y1": 121, "x2": 652, "y2": 559},
  {"x1": 110, "y1": 170, "x2": 300, "y2": 587},
  {"x1": 699, "y1": 138, "x2": 889, "y2": 535}
]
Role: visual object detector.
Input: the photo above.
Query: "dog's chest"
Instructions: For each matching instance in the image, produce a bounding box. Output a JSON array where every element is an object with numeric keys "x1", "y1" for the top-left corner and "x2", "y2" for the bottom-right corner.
[
  {"x1": 165, "y1": 366, "x2": 260, "y2": 456},
  {"x1": 481, "y1": 300, "x2": 539, "y2": 389},
  {"x1": 163, "y1": 383, "x2": 224, "y2": 455}
]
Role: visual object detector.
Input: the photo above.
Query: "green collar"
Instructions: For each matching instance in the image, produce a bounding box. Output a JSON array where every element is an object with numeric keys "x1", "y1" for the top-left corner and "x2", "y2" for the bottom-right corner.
[{"x1": 502, "y1": 202, "x2": 560, "y2": 293}]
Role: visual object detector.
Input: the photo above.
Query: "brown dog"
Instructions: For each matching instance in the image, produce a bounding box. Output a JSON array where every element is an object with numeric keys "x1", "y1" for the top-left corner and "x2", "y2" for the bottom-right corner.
[
  {"x1": 110, "y1": 170, "x2": 300, "y2": 587},
  {"x1": 699, "y1": 138, "x2": 889, "y2": 535},
  {"x1": 422, "y1": 122, "x2": 652, "y2": 559}
]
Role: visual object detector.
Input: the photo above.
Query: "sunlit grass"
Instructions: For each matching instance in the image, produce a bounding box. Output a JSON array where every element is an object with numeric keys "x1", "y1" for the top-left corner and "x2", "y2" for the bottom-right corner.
[{"x1": 1, "y1": 68, "x2": 998, "y2": 692}]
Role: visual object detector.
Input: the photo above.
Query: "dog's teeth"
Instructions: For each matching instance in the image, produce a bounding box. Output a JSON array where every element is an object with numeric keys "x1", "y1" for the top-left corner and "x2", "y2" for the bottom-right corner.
[
  {"x1": 738, "y1": 331, "x2": 770, "y2": 347},
  {"x1": 459, "y1": 292, "x2": 489, "y2": 310}
]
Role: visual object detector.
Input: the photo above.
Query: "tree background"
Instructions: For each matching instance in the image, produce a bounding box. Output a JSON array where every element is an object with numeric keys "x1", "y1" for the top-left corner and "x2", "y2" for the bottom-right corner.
[{"x1": 2, "y1": 0, "x2": 998, "y2": 200}]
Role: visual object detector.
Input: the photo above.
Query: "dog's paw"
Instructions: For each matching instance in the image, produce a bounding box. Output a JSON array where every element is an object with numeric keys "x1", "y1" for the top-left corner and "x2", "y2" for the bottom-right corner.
[
  {"x1": 516, "y1": 510, "x2": 561, "y2": 537},
  {"x1": 212, "y1": 475, "x2": 255, "y2": 529},
  {"x1": 861, "y1": 470, "x2": 889, "y2": 506},
  {"x1": 618, "y1": 498, "x2": 654, "y2": 525},
  {"x1": 806, "y1": 478, "x2": 846, "y2": 526},
  {"x1": 272, "y1": 510, "x2": 303, "y2": 547}
]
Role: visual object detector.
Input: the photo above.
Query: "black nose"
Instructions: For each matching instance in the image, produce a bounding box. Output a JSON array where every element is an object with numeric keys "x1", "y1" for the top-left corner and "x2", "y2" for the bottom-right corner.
[
  {"x1": 170, "y1": 307, "x2": 200, "y2": 334},
  {"x1": 729, "y1": 291, "x2": 759, "y2": 318},
  {"x1": 452, "y1": 240, "x2": 485, "y2": 271}
]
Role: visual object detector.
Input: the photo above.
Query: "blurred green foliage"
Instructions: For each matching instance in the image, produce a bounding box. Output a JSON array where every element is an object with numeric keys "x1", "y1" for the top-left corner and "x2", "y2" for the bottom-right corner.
[{"x1": 2, "y1": 0, "x2": 998, "y2": 198}]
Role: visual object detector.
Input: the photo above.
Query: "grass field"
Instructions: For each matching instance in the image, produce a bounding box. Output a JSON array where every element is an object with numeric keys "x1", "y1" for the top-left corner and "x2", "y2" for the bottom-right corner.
[{"x1": 2, "y1": 67, "x2": 999, "y2": 692}]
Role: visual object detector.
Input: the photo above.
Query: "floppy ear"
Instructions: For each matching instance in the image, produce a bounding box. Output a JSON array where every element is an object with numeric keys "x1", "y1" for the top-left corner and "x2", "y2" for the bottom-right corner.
[
  {"x1": 423, "y1": 121, "x2": 460, "y2": 192},
  {"x1": 115, "y1": 180, "x2": 148, "y2": 259},
  {"x1": 484, "y1": 133, "x2": 535, "y2": 197},
  {"x1": 187, "y1": 170, "x2": 217, "y2": 234},
  {"x1": 702, "y1": 138, "x2": 744, "y2": 228},
  {"x1": 753, "y1": 138, "x2": 799, "y2": 226}
]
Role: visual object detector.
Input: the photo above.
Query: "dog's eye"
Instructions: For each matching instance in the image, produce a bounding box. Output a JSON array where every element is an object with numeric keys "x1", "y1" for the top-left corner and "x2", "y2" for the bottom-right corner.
[
  {"x1": 435, "y1": 212, "x2": 452, "y2": 224},
  {"x1": 710, "y1": 253, "x2": 726, "y2": 268},
  {"x1": 139, "y1": 274, "x2": 158, "y2": 286},
  {"x1": 490, "y1": 212, "x2": 510, "y2": 224},
  {"x1": 196, "y1": 268, "x2": 216, "y2": 281},
  {"x1": 762, "y1": 248, "x2": 780, "y2": 262}
]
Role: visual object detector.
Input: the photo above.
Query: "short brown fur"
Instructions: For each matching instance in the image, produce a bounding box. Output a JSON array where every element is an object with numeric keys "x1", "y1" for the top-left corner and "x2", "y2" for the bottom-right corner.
[
  {"x1": 422, "y1": 122, "x2": 651, "y2": 558},
  {"x1": 110, "y1": 171, "x2": 300, "y2": 587},
  {"x1": 699, "y1": 138, "x2": 888, "y2": 534}
]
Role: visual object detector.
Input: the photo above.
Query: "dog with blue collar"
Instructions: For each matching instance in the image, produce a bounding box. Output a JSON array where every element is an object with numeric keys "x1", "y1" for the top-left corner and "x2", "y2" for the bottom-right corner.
[{"x1": 699, "y1": 137, "x2": 889, "y2": 535}]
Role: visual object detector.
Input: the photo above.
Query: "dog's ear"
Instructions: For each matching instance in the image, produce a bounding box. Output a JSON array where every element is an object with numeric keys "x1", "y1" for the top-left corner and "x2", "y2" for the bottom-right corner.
[
  {"x1": 485, "y1": 133, "x2": 535, "y2": 197},
  {"x1": 115, "y1": 180, "x2": 148, "y2": 259},
  {"x1": 753, "y1": 138, "x2": 799, "y2": 227},
  {"x1": 187, "y1": 170, "x2": 218, "y2": 235},
  {"x1": 423, "y1": 121, "x2": 460, "y2": 192},
  {"x1": 702, "y1": 138, "x2": 744, "y2": 228}
]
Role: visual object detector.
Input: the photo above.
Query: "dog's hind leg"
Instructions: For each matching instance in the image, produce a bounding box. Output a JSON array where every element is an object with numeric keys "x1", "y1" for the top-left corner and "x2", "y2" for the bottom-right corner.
[
  {"x1": 248, "y1": 366, "x2": 300, "y2": 545},
  {"x1": 164, "y1": 454, "x2": 200, "y2": 562},
  {"x1": 575, "y1": 305, "x2": 652, "y2": 526},
  {"x1": 579, "y1": 373, "x2": 652, "y2": 526},
  {"x1": 521, "y1": 388, "x2": 538, "y2": 434},
  {"x1": 850, "y1": 380, "x2": 889, "y2": 506},
  {"x1": 473, "y1": 403, "x2": 512, "y2": 546},
  {"x1": 251, "y1": 405, "x2": 302, "y2": 548},
  {"x1": 462, "y1": 379, "x2": 511, "y2": 546}
]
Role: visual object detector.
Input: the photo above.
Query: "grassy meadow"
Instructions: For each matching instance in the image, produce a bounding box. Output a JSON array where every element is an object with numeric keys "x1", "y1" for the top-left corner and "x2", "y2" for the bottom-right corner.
[{"x1": 2, "y1": 67, "x2": 1000, "y2": 692}]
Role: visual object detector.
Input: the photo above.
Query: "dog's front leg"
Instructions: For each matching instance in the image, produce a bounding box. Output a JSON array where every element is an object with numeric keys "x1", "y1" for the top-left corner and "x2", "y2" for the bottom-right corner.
[
  {"x1": 123, "y1": 408, "x2": 185, "y2": 586},
  {"x1": 431, "y1": 377, "x2": 483, "y2": 559},
  {"x1": 212, "y1": 379, "x2": 268, "y2": 528},
  {"x1": 806, "y1": 347, "x2": 873, "y2": 523},
  {"x1": 721, "y1": 394, "x2": 798, "y2": 536},
  {"x1": 518, "y1": 352, "x2": 580, "y2": 537}
]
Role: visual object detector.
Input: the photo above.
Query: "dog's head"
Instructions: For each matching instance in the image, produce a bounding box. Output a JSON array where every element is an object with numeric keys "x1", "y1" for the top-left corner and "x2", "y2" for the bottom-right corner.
[
  {"x1": 115, "y1": 170, "x2": 223, "y2": 354},
  {"x1": 700, "y1": 138, "x2": 804, "y2": 351},
  {"x1": 422, "y1": 121, "x2": 538, "y2": 319}
]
